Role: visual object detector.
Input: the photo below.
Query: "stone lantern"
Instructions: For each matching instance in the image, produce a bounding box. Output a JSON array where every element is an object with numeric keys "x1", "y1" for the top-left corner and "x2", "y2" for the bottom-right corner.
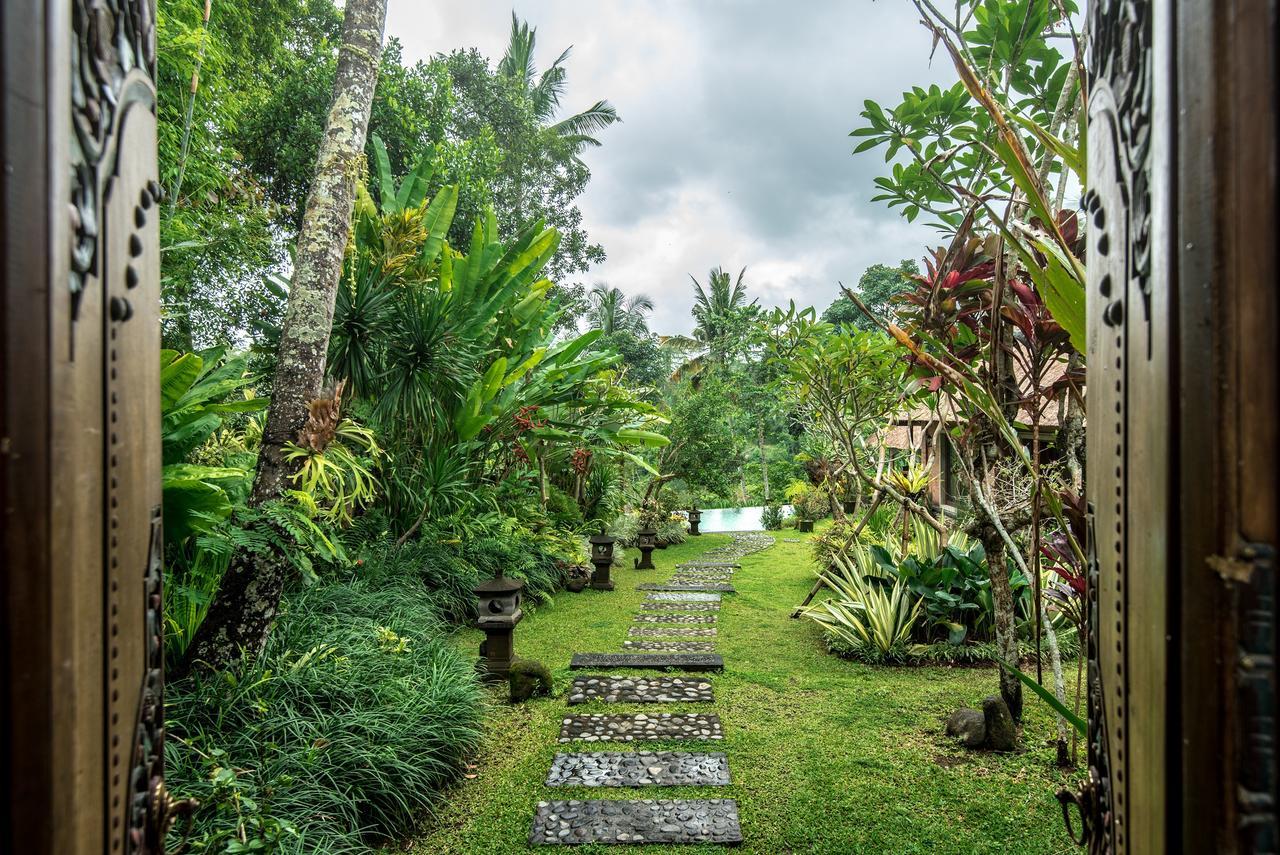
[
  {"x1": 688, "y1": 507, "x2": 702, "y2": 536},
  {"x1": 588, "y1": 530, "x2": 617, "y2": 591},
  {"x1": 474, "y1": 573, "x2": 524, "y2": 682},
  {"x1": 634, "y1": 528, "x2": 658, "y2": 570}
]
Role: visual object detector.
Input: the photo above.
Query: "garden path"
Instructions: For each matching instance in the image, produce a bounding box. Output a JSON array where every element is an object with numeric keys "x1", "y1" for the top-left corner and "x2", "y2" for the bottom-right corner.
[{"x1": 529, "y1": 533, "x2": 774, "y2": 846}]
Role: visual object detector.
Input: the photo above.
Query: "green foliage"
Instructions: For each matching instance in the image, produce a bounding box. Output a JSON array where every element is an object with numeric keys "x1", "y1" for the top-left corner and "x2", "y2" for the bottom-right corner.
[
  {"x1": 803, "y1": 554, "x2": 924, "y2": 660},
  {"x1": 690, "y1": 266, "x2": 759, "y2": 365},
  {"x1": 161, "y1": 348, "x2": 266, "y2": 545},
  {"x1": 662, "y1": 372, "x2": 742, "y2": 499},
  {"x1": 822, "y1": 260, "x2": 920, "y2": 330},
  {"x1": 761, "y1": 503, "x2": 786, "y2": 531},
  {"x1": 165, "y1": 501, "x2": 351, "y2": 663},
  {"x1": 165, "y1": 575, "x2": 484, "y2": 852},
  {"x1": 283, "y1": 419, "x2": 384, "y2": 527}
]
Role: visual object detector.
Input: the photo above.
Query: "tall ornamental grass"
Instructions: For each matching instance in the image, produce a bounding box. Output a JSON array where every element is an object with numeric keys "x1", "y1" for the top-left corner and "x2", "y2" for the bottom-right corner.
[{"x1": 166, "y1": 576, "x2": 484, "y2": 853}]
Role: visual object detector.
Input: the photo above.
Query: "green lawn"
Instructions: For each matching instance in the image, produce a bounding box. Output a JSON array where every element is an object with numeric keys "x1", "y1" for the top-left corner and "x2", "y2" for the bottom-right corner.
[{"x1": 412, "y1": 529, "x2": 1082, "y2": 854}]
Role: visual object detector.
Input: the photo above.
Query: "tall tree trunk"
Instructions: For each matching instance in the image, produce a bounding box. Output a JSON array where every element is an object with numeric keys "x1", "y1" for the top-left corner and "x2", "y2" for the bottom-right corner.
[
  {"x1": 981, "y1": 517, "x2": 1023, "y2": 721},
  {"x1": 181, "y1": 0, "x2": 387, "y2": 675}
]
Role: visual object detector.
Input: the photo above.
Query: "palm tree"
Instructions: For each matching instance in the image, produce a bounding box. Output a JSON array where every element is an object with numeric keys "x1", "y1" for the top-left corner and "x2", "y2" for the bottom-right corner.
[
  {"x1": 690, "y1": 266, "x2": 758, "y2": 362},
  {"x1": 498, "y1": 13, "x2": 620, "y2": 160},
  {"x1": 586, "y1": 284, "x2": 654, "y2": 335}
]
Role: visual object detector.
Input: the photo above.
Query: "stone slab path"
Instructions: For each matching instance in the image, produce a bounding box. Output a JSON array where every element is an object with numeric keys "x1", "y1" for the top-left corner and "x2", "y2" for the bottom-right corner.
[
  {"x1": 640, "y1": 601, "x2": 721, "y2": 612},
  {"x1": 567, "y1": 676, "x2": 714, "y2": 705},
  {"x1": 530, "y1": 799, "x2": 744, "y2": 846},
  {"x1": 622, "y1": 640, "x2": 718, "y2": 652},
  {"x1": 531, "y1": 532, "x2": 774, "y2": 847},
  {"x1": 646, "y1": 591, "x2": 722, "y2": 602},
  {"x1": 637, "y1": 583, "x2": 736, "y2": 593},
  {"x1": 558, "y1": 712, "x2": 724, "y2": 743},
  {"x1": 546, "y1": 751, "x2": 731, "y2": 787},
  {"x1": 633, "y1": 613, "x2": 717, "y2": 624},
  {"x1": 627, "y1": 626, "x2": 717, "y2": 637},
  {"x1": 570, "y1": 652, "x2": 724, "y2": 671}
]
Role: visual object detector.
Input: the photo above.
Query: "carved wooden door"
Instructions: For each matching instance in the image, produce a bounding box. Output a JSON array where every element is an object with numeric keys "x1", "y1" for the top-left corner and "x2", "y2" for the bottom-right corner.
[
  {"x1": 1073, "y1": 2, "x2": 1280, "y2": 853},
  {"x1": 2, "y1": 1, "x2": 181, "y2": 853}
]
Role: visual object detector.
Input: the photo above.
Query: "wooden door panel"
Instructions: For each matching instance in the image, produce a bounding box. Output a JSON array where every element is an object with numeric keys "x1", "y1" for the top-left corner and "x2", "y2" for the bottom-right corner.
[{"x1": 3, "y1": 1, "x2": 169, "y2": 853}]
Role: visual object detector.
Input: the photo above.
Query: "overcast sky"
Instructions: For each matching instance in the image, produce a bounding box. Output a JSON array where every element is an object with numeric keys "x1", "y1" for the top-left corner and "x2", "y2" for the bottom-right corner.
[{"x1": 387, "y1": 1, "x2": 955, "y2": 335}]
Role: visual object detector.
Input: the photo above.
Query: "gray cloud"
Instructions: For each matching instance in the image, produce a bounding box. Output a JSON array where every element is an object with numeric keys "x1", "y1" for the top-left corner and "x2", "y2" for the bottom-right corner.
[{"x1": 387, "y1": 1, "x2": 955, "y2": 333}]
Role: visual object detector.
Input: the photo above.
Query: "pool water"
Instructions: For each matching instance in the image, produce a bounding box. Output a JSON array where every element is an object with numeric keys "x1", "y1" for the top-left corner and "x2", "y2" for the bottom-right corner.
[{"x1": 697, "y1": 505, "x2": 792, "y2": 533}]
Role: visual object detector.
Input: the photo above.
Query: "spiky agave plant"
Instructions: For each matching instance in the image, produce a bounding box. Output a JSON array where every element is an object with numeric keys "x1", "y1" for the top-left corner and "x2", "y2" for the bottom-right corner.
[{"x1": 803, "y1": 552, "x2": 923, "y2": 660}]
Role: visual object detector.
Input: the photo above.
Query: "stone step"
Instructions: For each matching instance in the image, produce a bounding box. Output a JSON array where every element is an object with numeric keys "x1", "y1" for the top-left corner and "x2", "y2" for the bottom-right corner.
[
  {"x1": 623, "y1": 640, "x2": 717, "y2": 652},
  {"x1": 627, "y1": 626, "x2": 717, "y2": 637},
  {"x1": 668, "y1": 576, "x2": 732, "y2": 585},
  {"x1": 570, "y1": 653, "x2": 723, "y2": 672},
  {"x1": 634, "y1": 613, "x2": 717, "y2": 624},
  {"x1": 568, "y1": 675, "x2": 714, "y2": 705},
  {"x1": 637, "y1": 583, "x2": 736, "y2": 593},
  {"x1": 678, "y1": 561, "x2": 740, "y2": 568},
  {"x1": 645, "y1": 592, "x2": 722, "y2": 602},
  {"x1": 559, "y1": 712, "x2": 724, "y2": 743},
  {"x1": 640, "y1": 601, "x2": 720, "y2": 612},
  {"x1": 545, "y1": 751, "x2": 731, "y2": 787},
  {"x1": 530, "y1": 799, "x2": 743, "y2": 846}
]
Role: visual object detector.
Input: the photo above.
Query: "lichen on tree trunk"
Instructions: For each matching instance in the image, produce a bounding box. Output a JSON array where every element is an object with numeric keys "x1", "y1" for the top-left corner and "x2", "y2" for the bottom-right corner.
[{"x1": 181, "y1": 0, "x2": 388, "y2": 675}]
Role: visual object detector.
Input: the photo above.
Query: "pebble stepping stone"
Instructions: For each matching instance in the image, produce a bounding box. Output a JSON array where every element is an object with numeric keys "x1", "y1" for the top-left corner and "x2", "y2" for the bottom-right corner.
[
  {"x1": 678, "y1": 561, "x2": 740, "y2": 568},
  {"x1": 628, "y1": 626, "x2": 717, "y2": 637},
  {"x1": 646, "y1": 592, "x2": 721, "y2": 602},
  {"x1": 567, "y1": 676, "x2": 714, "y2": 704},
  {"x1": 570, "y1": 653, "x2": 723, "y2": 672},
  {"x1": 558, "y1": 712, "x2": 723, "y2": 743},
  {"x1": 637, "y1": 583, "x2": 735, "y2": 593},
  {"x1": 641, "y1": 601, "x2": 720, "y2": 612},
  {"x1": 622, "y1": 640, "x2": 717, "y2": 652},
  {"x1": 668, "y1": 575, "x2": 733, "y2": 585},
  {"x1": 545, "y1": 751, "x2": 731, "y2": 787},
  {"x1": 530, "y1": 799, "x2": 743, "y2": 846},
  {"x1": 634, "y1": 613, "x2": 717, "y2": 624}
]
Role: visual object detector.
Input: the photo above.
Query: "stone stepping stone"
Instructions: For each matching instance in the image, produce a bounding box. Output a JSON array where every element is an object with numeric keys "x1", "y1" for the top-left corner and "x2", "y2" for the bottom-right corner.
[
  {"x1": 634, "y1": 613, "x2": 716, "y2": 624},
  {"x1": 545, "y1": 751, "x2": 731, "y2": 787},
  {"x1": 558, "y1": 712, "x2": 723, "y2": 743},
  {"x1": 668, "y1": 575, "x2": 732, "y2": 585},
  {"x1": 570, "y1": 653, "x2": 723, "y2": 672},
  {"x1": 567, "y1": 675, "x2": 714, "y2": 704},
  {"x1": 678, "y1": 561, "x2": 740, "y2": 568},
  {"x1": 530, "y1": 799, "x2": 743, "y2": 846},
  {"x1": 646, "y1": 592, "x2": 721, "y2": 602},
  {"x1": 637, "y1": 583, "x2": 735, "y2": 593},
  {"x1": 623, "y1": 641, "x2": 717, "y2": 652},
  {"x1": 628, "y1": 626, "x2": 717, "y2": 637},
  {"x1": 640, "y1": 601, "x2": 720, "y2": 612},
  {"x1": 672, "y1": 569, "x2": 734, "y2": 576}
]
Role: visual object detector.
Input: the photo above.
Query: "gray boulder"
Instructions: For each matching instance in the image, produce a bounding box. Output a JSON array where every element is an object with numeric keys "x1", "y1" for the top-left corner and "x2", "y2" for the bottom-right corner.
[
  {"x1": 945, "y1": 708, "x2": 987, "y2": 748},
  {"x1": 982, "y1": 695, "x2": 1017, "y2": 752}
]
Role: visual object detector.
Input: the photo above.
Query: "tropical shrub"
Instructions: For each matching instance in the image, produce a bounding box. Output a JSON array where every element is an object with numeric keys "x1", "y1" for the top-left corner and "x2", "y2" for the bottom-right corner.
[
  {"x1": 802, "y1": 553, "x2": 923, "y2": 662},
  {"x1": 657, "y1": 514, "x2": 688, "y2": 545},
  {"x1": 165, "y1": 575, "x2": 484, "y2": 853},
  {"x1": 761, "y1": 502, "x2": 786, "y2": 531},
  {"x1": 161, "y1": 347, "x2": 266, "y2": 546}
]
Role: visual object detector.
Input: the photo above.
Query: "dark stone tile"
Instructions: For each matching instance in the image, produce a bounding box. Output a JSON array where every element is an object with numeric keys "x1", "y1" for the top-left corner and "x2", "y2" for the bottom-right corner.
[{"x1": 530, "y1": 799, "x2": 743, "y2": 845}]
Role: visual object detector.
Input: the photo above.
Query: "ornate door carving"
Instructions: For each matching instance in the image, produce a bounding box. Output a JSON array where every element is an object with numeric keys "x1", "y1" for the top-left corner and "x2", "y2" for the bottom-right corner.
[
  {"x1": 1070, "y1": 2, "x2": 1280, "y2": 853},
  {"x1": 1070, "y1": 1, "x2": 1169, "y2": 852},
  {"x1": 2, "y1": 0, "x2": 185, "y2": 852}
]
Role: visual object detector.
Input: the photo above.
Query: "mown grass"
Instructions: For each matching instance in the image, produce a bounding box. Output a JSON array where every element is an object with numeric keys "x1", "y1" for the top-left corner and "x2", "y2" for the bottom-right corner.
[{"x1": 411, "y1": 527, "x2": 1083, "y2": 854}]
